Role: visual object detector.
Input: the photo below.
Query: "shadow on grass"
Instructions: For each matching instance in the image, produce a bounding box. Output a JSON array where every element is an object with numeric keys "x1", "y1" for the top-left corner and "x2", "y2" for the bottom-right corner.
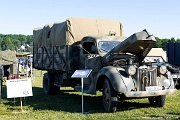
[
  {"x1": 1, "y1": 85, "x2": 151, "y2": 113},
  {"x1": 166, "y1": 112, "x2": 180, "y2": 119}
]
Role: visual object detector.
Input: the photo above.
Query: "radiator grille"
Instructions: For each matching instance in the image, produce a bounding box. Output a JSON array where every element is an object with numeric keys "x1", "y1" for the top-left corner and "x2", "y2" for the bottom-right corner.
[{"x1": 138, "y1": 67, "x2": 157, "y2": 91}]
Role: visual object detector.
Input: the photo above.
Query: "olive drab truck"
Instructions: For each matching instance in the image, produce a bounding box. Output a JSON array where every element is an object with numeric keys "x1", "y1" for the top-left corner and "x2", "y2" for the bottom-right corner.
[{"x1": 33, "y1": 18, "x2": 176, "y2": 112}]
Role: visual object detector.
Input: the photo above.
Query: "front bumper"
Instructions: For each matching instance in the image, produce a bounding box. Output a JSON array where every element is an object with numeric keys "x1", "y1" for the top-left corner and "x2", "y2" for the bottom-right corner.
[{"x1": 124, "y1": 89, "x2": 177, "y2": 98}]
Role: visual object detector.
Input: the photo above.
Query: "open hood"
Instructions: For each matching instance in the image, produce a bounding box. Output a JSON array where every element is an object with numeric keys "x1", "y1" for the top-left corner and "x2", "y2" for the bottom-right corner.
[{"x1": 103, "y1": 29, "x2": 156, "y2": 63}]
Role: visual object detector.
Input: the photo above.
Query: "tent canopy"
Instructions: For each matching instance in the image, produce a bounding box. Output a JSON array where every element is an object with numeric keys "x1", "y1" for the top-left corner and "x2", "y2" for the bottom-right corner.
[{"x1": 0, "y1": 50, "x2": 17, "y2": 65}]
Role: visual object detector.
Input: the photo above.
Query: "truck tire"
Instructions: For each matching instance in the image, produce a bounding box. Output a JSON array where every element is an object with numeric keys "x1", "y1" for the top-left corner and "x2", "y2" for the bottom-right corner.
[
  {"x1": 148, "y1": 95, "x2": 166, "y2": 107},
  {"x1": 102, "y1": 79, "x2": 117, "y2": 112},
  {"x1": 43, "y1": 73, "x2": 60, "y2": 95}
]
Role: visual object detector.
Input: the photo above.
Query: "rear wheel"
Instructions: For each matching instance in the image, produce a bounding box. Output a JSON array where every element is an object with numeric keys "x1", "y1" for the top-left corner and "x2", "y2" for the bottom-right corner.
[
  {"x1": 102, "y1": 79, "x2": 117, "y2": 112},
  {"x1": 148, "y1": 95, "x2": 166, "y2": 107},
  {"x1": 43, "y1": 73, "x2": 60, "y2": 95}
]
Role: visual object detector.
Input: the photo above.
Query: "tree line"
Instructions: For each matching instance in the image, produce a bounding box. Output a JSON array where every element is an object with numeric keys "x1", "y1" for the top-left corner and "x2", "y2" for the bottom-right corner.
[
  {"x1": 155, "y1": 37, "x2": 180, "y2": 50},
  {"x1": 0, "y1": 34, "x2": 32, "y2": 52},
  {"x1": 0, "y1": 34, "x2": 179, "y2": 51}
]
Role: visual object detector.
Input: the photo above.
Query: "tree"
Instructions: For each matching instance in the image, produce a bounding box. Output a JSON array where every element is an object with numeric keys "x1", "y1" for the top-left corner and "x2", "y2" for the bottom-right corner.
[
  {"x1": 176, "y1": 38, "x2": 180, "y2": 43},
  {"x1": 12, "y1": 39, "x2": 21, "y2": 51},
  {"x1": 154, "y1": 37, "x2": 162, "y2": 48},
  {"x1": 0, "y1": 37, "x2": 3, "y2": 50},
  {"x1": 170, "y1": 37, "x2": 175, "y2": 42},
  {"x1": 18, "y1": 35, "x2": 26, "y2": 45},
  {"x1": 1, "y1": 37, "x2": 14, "y2": 50},
  {"x1": 26, "y1": 35, "x2": 33, "y2": 44},
  {"x1": 161, "y1": 39, "x2": 169, "y2": 50}
]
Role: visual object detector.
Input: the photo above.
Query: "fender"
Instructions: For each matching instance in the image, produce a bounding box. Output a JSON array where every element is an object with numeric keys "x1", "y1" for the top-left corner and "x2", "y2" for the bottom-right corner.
[{"x1": 95, "y1": 66, "x2": 135, "y2": 93}]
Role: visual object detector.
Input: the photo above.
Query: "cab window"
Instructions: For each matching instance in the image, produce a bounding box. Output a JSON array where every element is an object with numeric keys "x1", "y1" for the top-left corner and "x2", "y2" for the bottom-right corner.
[{"x1": 82, "y1": 42, "x2": 96, "y2": 54}]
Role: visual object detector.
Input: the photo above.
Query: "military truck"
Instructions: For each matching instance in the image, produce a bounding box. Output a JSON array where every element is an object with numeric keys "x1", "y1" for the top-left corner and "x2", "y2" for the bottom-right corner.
[
  {"x1": 166, "y1": 43, "x2": 180, "y2": 88},
  {"x1": 33, "y1": 18, "x2": 176, "y2": 112}
]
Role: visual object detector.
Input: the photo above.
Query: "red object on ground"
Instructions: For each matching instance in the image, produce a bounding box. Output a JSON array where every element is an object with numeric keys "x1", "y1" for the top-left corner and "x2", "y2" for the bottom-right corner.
[{"x1": 8, "y1": 74, "x2": 21, "y2": 80}]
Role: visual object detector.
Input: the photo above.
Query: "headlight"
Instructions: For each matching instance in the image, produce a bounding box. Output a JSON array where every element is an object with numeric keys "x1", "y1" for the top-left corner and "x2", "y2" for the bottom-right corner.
[
  {"x1": 163, "y1": 79, "x2": 171, "y2": 89},
  {"x1": 158, "y1": 65, "x2": 167, "y2": 74},
  {"x1": 126, "y1": 65, "x2": 136, "y2": 76}
]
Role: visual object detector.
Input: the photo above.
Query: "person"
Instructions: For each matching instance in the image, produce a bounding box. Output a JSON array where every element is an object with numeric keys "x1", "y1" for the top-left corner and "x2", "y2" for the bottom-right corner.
[
  {"x1": 3, "y1": 65, "x2": 10, "y2": 80},
  {"x1": 28, "y1": 57, "x2": 32, "y2": 68},
  {"x1": 25, "y1": 56, "x2": 32, "y2": 77}
]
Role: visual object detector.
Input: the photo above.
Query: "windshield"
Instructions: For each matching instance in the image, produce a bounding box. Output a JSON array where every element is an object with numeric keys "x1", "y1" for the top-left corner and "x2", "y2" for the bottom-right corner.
[{"x1": 98, "y1": 41, "x2": 120, "y2": 53}]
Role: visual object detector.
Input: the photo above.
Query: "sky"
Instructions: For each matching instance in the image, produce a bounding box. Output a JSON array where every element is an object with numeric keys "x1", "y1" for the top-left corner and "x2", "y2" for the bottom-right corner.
[{"x1": 0, "y1": 0, "x2": 180, "y2": 38}]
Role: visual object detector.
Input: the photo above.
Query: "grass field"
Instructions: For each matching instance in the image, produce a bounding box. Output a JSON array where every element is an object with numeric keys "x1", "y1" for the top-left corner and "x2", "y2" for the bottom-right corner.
[{"x1": 0, "y1": 71, "x2": 180, "y2": 120}]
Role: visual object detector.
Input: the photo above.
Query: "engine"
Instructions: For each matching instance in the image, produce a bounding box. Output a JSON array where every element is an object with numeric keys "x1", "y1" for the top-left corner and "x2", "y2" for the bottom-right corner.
[{"x1": 112, "y1": 54, "x2": 139, "y2": 67}]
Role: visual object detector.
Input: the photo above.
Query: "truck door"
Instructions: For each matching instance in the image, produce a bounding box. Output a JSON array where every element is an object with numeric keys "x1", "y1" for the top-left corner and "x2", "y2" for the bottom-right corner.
[
  {"x1": 80, "y1": 40, "x2": 102, "y2": 91},
  {"x1": 80, "y1": 40, "x2": 102, "y2": 73}
]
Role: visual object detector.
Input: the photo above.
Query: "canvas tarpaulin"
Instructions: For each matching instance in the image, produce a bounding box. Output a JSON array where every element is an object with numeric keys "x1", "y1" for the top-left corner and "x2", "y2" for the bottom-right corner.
[
  {"x1": 33, "y1": 27, "x2": 43, "y2": 47},
  {"x1": 33, "y1": 24, "x2": 52, "y2": 47},
  {"x1": 33, "y1": 18, "x2": 124, "y2": 47}
]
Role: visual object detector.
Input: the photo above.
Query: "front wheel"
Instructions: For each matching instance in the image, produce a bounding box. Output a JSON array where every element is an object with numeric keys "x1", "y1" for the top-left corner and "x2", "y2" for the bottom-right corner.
[
  {"x1": 102, "y1": 79, "x2": 117, "y2": 112},
  {"x1": 148, "y1": 95, "x2": 166, "y2": 107}
]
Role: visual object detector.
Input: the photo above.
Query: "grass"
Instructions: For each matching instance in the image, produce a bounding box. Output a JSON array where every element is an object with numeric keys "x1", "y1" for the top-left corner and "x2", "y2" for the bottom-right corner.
[{"x1": 0, "y1": 70, "x2": 180, "y2": 120}]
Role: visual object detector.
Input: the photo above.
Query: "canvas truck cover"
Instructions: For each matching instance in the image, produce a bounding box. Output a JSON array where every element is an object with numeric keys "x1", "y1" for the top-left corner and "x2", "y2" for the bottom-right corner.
[
  {"x1": 33, "y1": 24, "x2": 52, "y2": 47},
  {"x1": 33, "y1": 18, "x2": 124, "y2": 47}
]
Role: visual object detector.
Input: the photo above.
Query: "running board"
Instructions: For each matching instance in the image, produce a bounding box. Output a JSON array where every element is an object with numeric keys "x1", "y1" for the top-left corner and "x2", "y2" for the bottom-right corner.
[{"x1": 74, "y1": 85, "x2": 89, "y2": 92}]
